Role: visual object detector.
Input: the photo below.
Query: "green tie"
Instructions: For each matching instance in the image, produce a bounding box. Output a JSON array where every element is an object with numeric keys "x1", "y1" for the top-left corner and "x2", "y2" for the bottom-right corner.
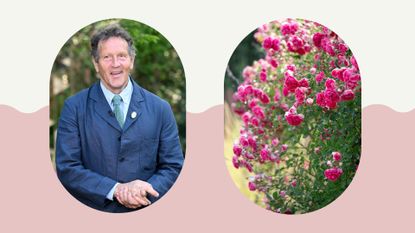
[{"x1": 112, "y1": 94, "x2": 124, "y2": 128}]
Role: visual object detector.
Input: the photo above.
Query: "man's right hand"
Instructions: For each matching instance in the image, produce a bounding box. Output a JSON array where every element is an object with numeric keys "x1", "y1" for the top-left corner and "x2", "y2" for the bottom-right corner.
[{"x1": 114, "y1": 180, "x2": 159, "y2": 209}]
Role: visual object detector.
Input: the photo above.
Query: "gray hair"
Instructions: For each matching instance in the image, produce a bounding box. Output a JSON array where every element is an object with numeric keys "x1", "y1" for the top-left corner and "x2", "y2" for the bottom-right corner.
[{"x1": 90, "y1": 24, "x2": 136, "y2": 62}]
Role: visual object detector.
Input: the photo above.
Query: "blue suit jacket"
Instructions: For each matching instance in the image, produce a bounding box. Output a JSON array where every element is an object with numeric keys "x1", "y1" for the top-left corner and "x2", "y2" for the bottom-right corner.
[{"x1": 56, "y1": 80, "x2": 184, "y2": 213}]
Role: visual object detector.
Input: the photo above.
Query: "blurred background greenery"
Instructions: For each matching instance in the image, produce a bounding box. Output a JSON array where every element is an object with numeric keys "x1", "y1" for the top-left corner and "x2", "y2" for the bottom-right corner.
[
  {"x1": 50, "y1": 19, "x2": 186, "y2": 164},
  {"x1": 224, "y1": 29, "x2": 265, "y2": 205},
  {"x1": 224, "y1": 30, "x2": 263, "y2": 102}
]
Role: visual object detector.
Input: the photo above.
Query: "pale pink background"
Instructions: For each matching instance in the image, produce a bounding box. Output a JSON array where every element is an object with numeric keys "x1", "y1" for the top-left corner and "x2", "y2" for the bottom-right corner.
[{"x1": 0, "y1": 104, "x2": 413, "y2": 232}]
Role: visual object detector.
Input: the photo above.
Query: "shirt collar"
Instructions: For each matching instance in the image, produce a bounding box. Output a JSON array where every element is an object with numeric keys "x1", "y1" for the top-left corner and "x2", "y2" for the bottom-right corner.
[{"x1": 100, "y1": 78, "x2": 133, "y2": 107}]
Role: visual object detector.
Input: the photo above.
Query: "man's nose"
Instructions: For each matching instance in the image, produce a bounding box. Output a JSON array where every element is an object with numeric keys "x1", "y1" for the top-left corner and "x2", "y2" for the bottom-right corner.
[{"x1": 111, "y1": 57, "x2": 121, "y2": 67}]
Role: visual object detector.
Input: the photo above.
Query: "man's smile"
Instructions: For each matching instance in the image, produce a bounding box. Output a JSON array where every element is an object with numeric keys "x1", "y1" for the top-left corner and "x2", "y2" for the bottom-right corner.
[{"x1": 110, "y1": 71, "x2": 123, "y2": 77}]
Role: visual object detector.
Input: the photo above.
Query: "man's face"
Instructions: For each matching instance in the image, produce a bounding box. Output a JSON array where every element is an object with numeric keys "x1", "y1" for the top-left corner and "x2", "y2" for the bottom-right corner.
[{"x1": 93, "y1": 37, "x2": 134, "y2": 94}]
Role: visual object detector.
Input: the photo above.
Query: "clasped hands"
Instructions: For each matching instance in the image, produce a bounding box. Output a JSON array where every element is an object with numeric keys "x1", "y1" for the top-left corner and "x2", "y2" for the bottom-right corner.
[{"x1": 114, "y1": 180, "x2": 159, "y2": 209}]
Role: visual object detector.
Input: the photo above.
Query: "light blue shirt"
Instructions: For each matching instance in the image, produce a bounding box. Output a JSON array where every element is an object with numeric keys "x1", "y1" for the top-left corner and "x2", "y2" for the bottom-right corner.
[
  {"x1": 100, "y1": 78, "x2": 133, "y2": 124},
  {"x1": 100, "y1": 78, "x2": 133, "y2": 201}
]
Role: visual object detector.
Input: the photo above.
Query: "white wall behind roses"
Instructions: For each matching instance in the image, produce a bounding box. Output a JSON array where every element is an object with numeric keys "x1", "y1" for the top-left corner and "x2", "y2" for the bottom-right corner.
[{"x1": 0, "y1": 0, "x2": 413, "y2": 112}]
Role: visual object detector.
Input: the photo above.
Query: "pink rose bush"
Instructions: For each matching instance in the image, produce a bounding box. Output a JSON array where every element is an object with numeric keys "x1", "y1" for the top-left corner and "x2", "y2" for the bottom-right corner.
[{"x1": 228, "y1": 19, "x2": 361, "y2": 214}]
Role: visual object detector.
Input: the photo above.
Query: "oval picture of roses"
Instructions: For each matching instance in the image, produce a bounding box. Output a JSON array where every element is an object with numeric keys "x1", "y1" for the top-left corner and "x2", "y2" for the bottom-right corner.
[{"x1": 224, "y1": 18, "x2": 361, "y2": 214}]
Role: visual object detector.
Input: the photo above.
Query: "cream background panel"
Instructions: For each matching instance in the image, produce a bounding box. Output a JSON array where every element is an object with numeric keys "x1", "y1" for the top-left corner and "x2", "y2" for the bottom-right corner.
[{"x1": 0, "y1": 0, "x2": 414, "y2": 112}]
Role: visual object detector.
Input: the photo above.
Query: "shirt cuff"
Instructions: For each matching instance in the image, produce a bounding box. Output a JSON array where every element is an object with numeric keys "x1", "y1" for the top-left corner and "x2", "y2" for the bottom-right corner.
[{"x1": 106, "y1": 183, "x2": 119, "y2": 201}]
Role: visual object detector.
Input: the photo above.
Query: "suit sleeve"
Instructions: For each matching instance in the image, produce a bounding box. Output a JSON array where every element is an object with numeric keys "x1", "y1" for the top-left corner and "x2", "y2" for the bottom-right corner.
[
  {"x1": 56, "y1": 99, "x2": 117, "y2": 207},
  {"x1": 147, "y1": 101, "x2": 184, "y2": 202}
]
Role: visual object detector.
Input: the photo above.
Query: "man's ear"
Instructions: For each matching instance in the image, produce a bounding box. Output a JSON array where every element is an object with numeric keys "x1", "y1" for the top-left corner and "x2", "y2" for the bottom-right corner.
[
  {"x1": 92, "y1": 58, "x2": 99, "y2": 73},
  {"x1": 129, "y1": 57, "x2": 135, "y2": 70}
]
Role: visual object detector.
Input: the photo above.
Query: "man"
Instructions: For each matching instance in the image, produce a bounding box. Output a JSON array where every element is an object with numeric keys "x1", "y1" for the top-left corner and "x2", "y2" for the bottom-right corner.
[{"x1": 56, "y1": 24, "x2": 184, "y2": 213}]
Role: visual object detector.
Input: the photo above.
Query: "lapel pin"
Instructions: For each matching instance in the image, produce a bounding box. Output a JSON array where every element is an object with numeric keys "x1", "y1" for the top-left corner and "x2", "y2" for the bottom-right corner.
[{"x1": 131, "y1": 111, "x2": 137, "y2": 119}]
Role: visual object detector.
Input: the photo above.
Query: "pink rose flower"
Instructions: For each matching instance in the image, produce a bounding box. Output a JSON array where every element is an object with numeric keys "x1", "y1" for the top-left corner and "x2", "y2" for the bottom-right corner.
[
  {"x1": 289, "y1": 21, "x2": 299, "y2": 34},
  {"x1": 260, "y1": 147, "x2": 269, "y2": 161},
  {"x1": 270, "y1": 58, "x2": 279, "y2": 68},
  {"x1": 332, "y1": 151, "x2": 342, "y2": 161},
  {"x1": 272, "y1": 138, "x2": 279, "y2": 146},
  {"x1": 237, "y1": 85, "x2": 246, "y2": 99},
  {"x1": 269, "y1": 153, "x2": 279, "y2": 162},
  {"x1": 232, "y1": 93, "x2": 240, "y2": 102},
  {"x1": 285, "y1": 106, "x2": 304, "y2": 126},
  {"x1": 291, "y1": 180, "x2": 297, "y2": 187},
  {"x1": 304, "y1": 161, "x2": 310, "y2": 170},
  {"x1": 231, "y1": 104, "x2": 244, "y2": 115},
  {"x1": 346, "y1": 74, "x2": 361, "y2": 90},
  {"x1": 260, "y1": 70, "x2": 267, "y2": 82},
  {"x1": 242, "y1": 66, "x2": 254, "y2": 79},
  {"x1": 315, "y1": 71, "x2": 325, "y2": 83},
  {"x1": 294, "y1": 87, "x2": 305, "y2": 106},
  {"x1": 341, "y1": 89, "x2": 355, "y2": 101},
  {"x1": 342, "y1": 68, "x2": 354, "y2": 82},
  {"x1": 284, "y1": 75, "x2": 300, "y2": 93},
  {"x1": 244, "y1": 85, "x2": 253, "y2": 95},
  {"x1": 282, "y1": 87, "x2": 289, "y2": 96},
  {"x1": 324, "y1": 167, "x2": 343, "y2": 181},
  {"x1": 232, "y1": 155, "x2": 239, "y2": 169},
  {"x1": 248, "y1": 181, "x2": 256, "y2": 191},
  {"x1": 284, "y1": 69, "x2": 294, "y2": 78},
  {"x1": 291, "y1": 36, "x2": 304, "y2": 49},
  {"x1": 274, "y1": 89, "x2": 281, "y2": 102},
  {"x1": 253, "y1": 88, "x2": 262, "y2": 98},
  {"x1": 282, "y1": 21, "x2": 299, "y2": 35},
  {"x1": 244, "y1": 161, "x2": 253, "y2": 173},
  {"x1": 233, "y1": 144, "x2": 242, "y2": 156},
  {"x1": 332, "y1": 67, "x2": 347, "y2": 81},
  {"x1": 248, "y1": 99, "x2": 258, "y2": 109},
  {"x1": 271, "y1": 39, "x2": 280, "y2": 51},
  {"x1": 259, "y1": 92, "x2": 271, "y2": 104},
  {"x1": 263, "y1": 37, "x2": 273, "y2": 50},
  {"x1": 281, "y1": 22, "x2": 292, "y2": 35},
  {"x1": 351, "y1": 55, "x2": 359, "y2": 70},
  {"x1": 325, "y1": 78, "x2": 337, "y2": 90},
  {"x1": 247, "y1": 136, "x2": 256, "y2": 147},
  {"x1": 329, "y1": 60, "x2": 336, "y2": 69},
  {"x1": 252, "y1": 106, "x2": 265, "y2": 119},
  {"x1": 244, "y1": 153, "x2": 255, "y2": 160},
  {"x1": 281, "y1": 144, "x2": 288, "y2": 152},
  {"x1": 304, "y1": 44, "x2": 311, "y2": 53},
  {"x1": 286, "y1": 64, "x2": 296, "y2": 72},
  {"x1": 326, "y1": 45, "x2": 335, "y2": 56},
  {"x1": 316, "y1": 92, "x2": 326, "y2": 107},
  {"x1": 280, "y1": 103, "x2": 289, "y2": 112},
  {"x1": 251, "y1": 117, "x2": 260, "y2": 127},
  {"x1": 338, "y1": 43, "x2": 348, "y2": 54},
  {"x1": 324, "y1": 89, "x2": 340, "y2": 109},
  {"x1": 312, "y1": 32, "x2": 325, "y2": 48},
  {"x1": 239, "y1": 136, "x2": 249, "y2": 147},
  {"x1": 242, "y1": 112, "x2": 251, "y2": 124},
  {"x1": 298, "y1": 78, "x2": 309, "y2": 88}
]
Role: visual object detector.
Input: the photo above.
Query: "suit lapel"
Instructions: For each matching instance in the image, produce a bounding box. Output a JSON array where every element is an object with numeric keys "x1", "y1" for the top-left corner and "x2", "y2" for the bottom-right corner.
[
  {"x1": 89, "y1": 82, "x2": 122, "y2": 132},
  {"x1": 123, "y1": 81, "x2": 144, "y2": 132}
]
